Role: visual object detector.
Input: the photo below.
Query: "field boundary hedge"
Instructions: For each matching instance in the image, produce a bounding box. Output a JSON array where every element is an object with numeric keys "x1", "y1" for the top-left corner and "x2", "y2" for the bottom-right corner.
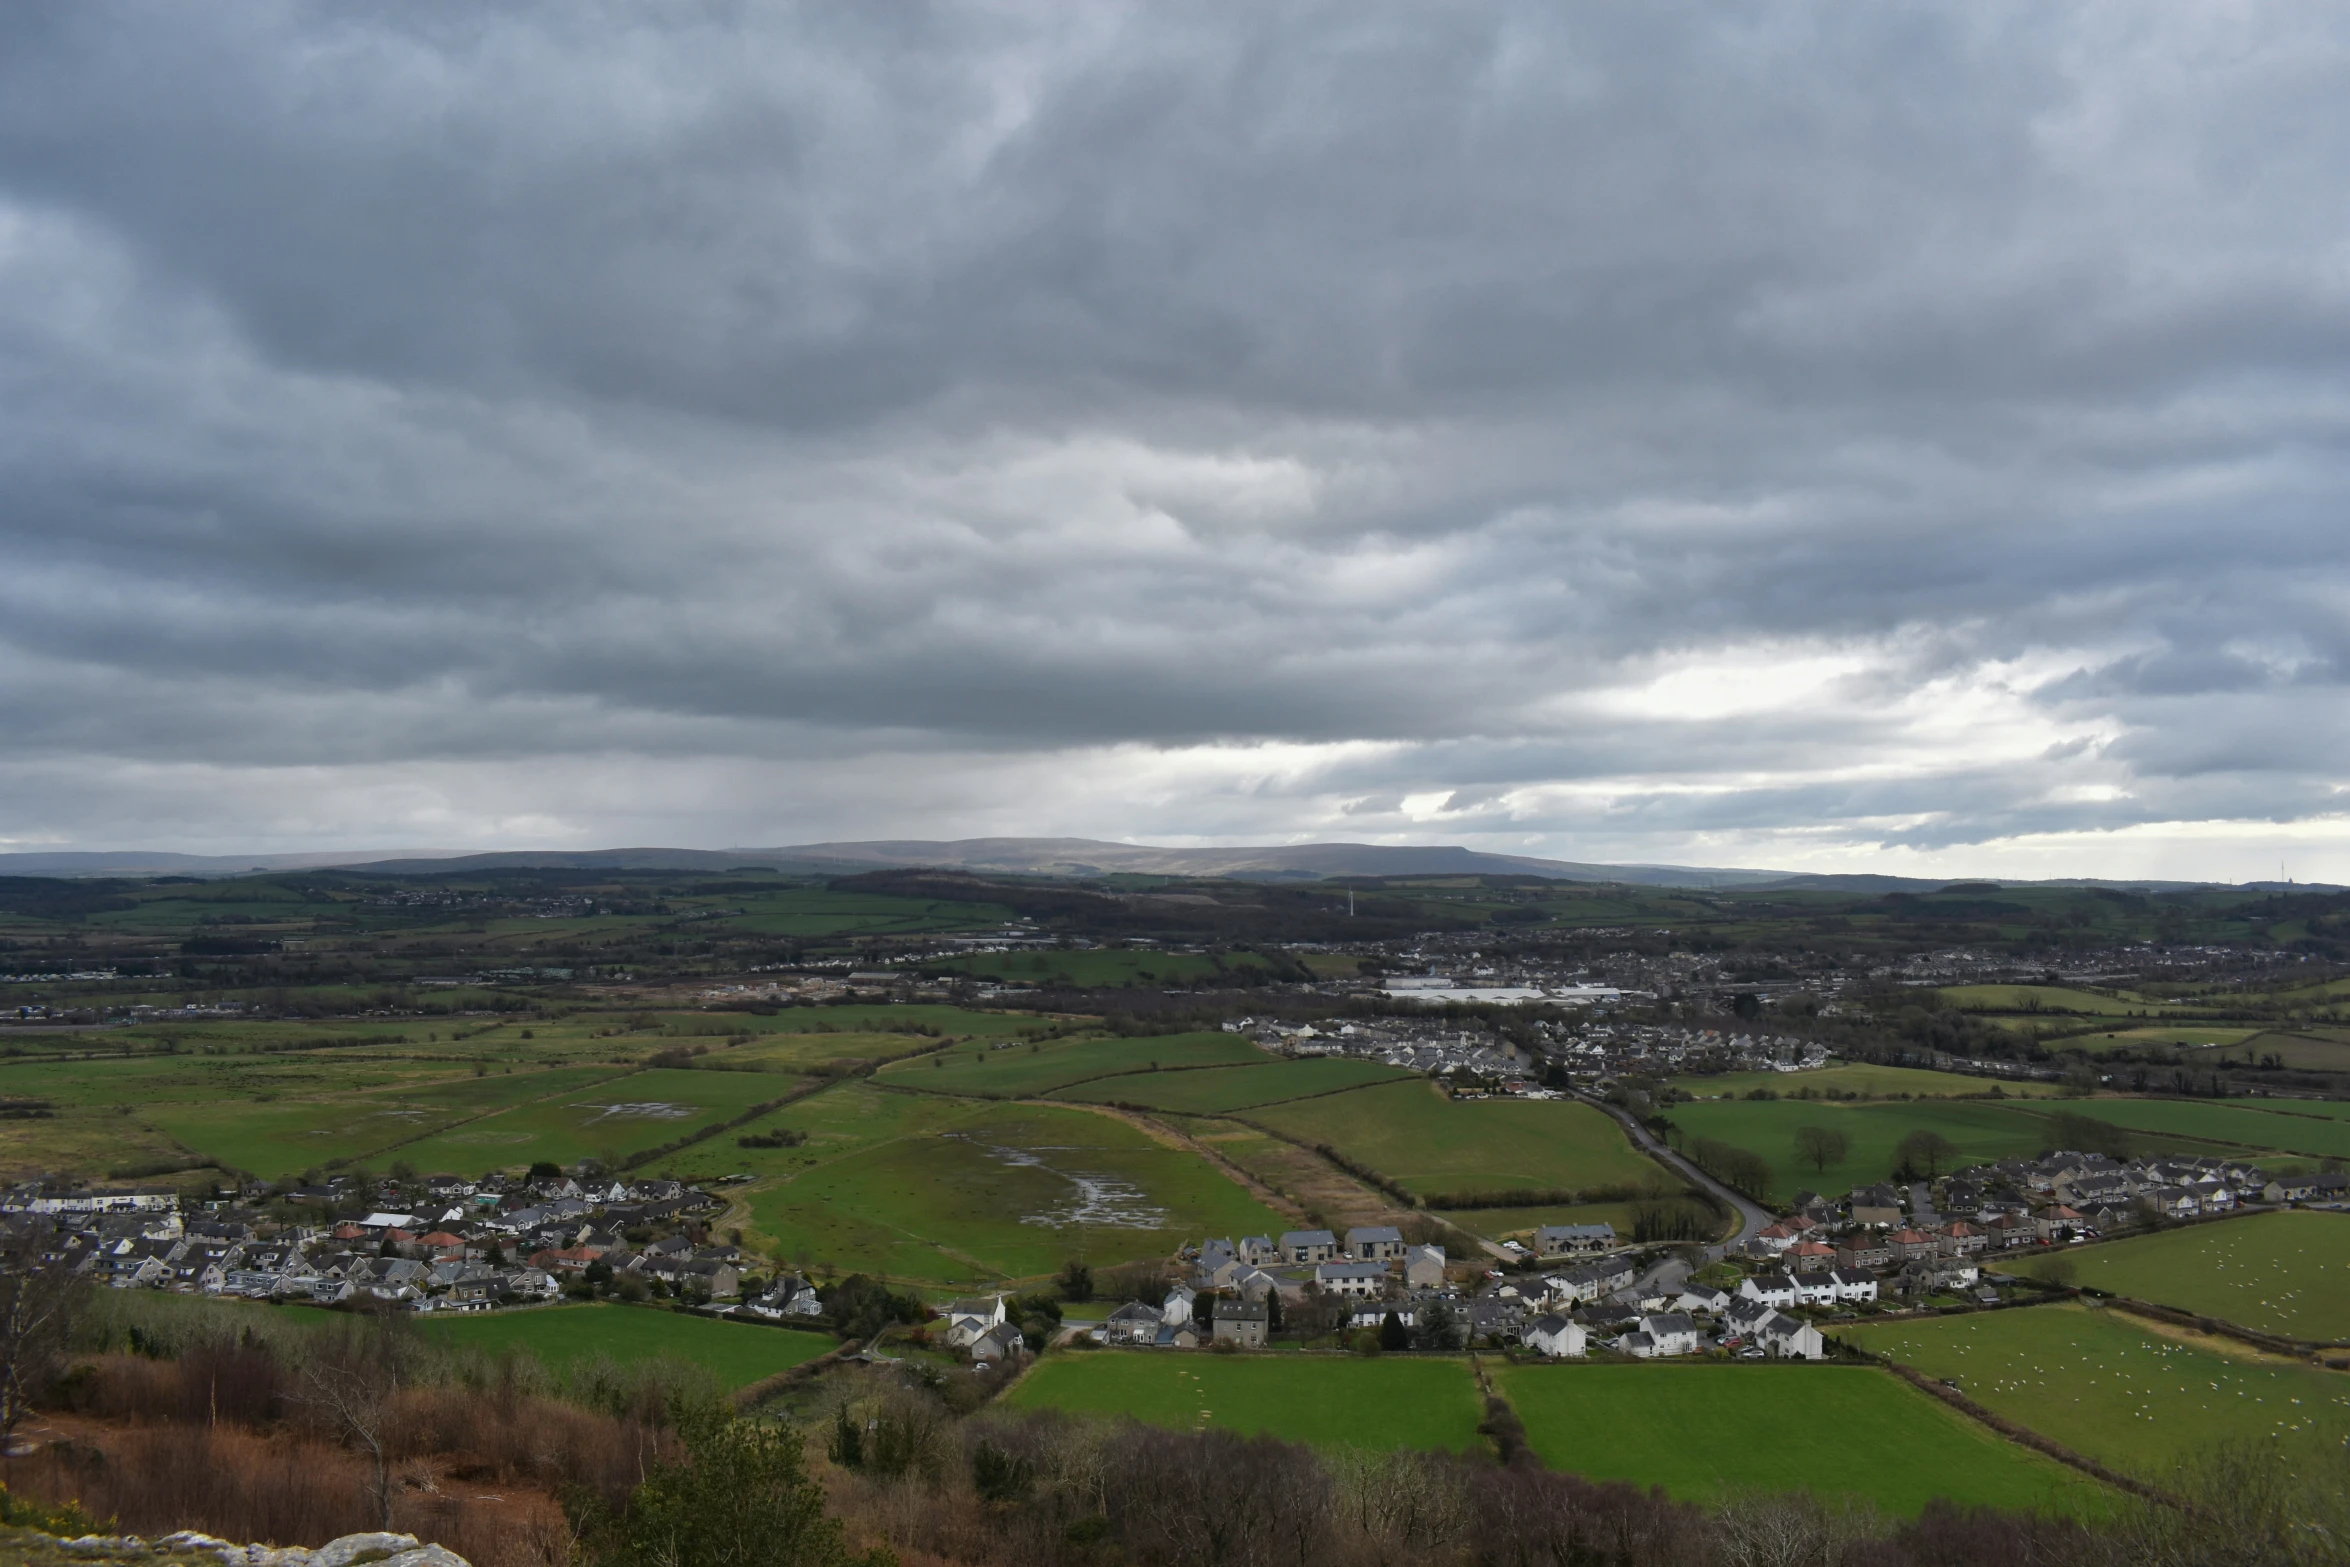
[
  {"x1": 1868, "y1": 1356, "x2": 2166, "y2": 1505},
  {"x1": 2101, "y1": 1293, "x2": 2350, "y2": 1357}
]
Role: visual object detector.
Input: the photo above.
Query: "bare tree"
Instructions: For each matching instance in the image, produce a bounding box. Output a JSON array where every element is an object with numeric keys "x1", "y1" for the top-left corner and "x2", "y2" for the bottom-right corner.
[
  {"x1": 1791, "y1": 1125, "x2": 1849, "y2": 1175},
  {"x1": 0, "y1": 1244, "x2": 82, "y2": 1446},
  {"x1": 294, "y1": 1313, "x2": 409, "y2": 1529}
]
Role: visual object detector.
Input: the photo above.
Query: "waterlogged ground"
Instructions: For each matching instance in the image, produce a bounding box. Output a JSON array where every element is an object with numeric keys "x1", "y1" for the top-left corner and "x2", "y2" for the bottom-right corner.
[{"x1": 948, "y1": 1132, "x2": 1174, "y2": 1229}]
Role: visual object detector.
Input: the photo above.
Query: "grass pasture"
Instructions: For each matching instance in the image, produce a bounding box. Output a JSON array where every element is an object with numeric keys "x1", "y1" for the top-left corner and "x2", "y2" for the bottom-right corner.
[
  {"x1": 2067, "y1": 1211, "x2": 2350, "y2": 1342},
  {"x1": 1662, "y1": 1099, "x2": 2060, "y2": 1204},
  {"x1": 144, "y1": 1098, "x2": 470, "y2": 1179},
  {"x1": 1053, "y1": 1058, "x2": 1413, "y2": 1114},
  {"x1": 1675, "y1": 1063, "x2": 2064, "y2": 1101},
  {"x1": 747, "y1": 1100, "x2": 1284, "y2": 1288},
  {"x1": 1005, "y1": 1352, "x2": 1486, "y2": 1452},
  {"x1": 2065, "y1": 1026, "x2": 2266, "y2": 1055},
  {"x1": 1940, "y1": 985, "x2": 2172, "y2": 1016},
  {"x1": 877, "y1": 1032, "x2": 1267, "y2": 1099},
  {"x1": 1496, "y1": 1362, "x2": 2101, "y2": 1515},
  {"x1": 2048, "y1": 1098, "x2": 2350, "y2": 1162},
  {"x1": 415, "y1": 1302, "x2": 833, "y2": 1388},
  {"x1": 1663, "y1": 1097, "x2": 2258, "y2": 1205},
  {"x1": 1841, "y1": 1302, "x2": 2350, "y2": 1479},
  {"x1": 1250, "y1": 1079, "x2": 1667, "y2": 1199},
  {"x1": 388, "y1": 1067, "x2": 809, "y2": 1177},
  {"x1": 928, "y1": 950, "x2": 1277, "y2": 988}
]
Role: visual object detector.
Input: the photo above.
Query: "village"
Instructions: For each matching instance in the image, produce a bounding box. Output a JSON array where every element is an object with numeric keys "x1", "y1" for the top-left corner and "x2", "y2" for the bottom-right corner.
[{"x1": 12, "y1": 1138, "x2": 2335, "y2": 1382}]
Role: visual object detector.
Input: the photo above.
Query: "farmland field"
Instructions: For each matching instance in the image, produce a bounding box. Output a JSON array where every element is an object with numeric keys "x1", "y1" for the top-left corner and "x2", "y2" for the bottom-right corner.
[
  {"x1": 1664, "y1": 1098, "x2": 2242, "y2": 1205},
  {"x1": 747, "y1": 1098, "x2": 1284, "y2": 1288},
  {"x1": 1665, "y1": 1099, "x2": 2059, "y2": 1204},
  {"x1": 2067, "y1": 1212, "x2": 2350, "y2": 1341},
  {"x1": 2064, "y1": 1026, "x2": 2266, "y2": 1055},
  {"x1": 415, "y1": 1302, "x2": 834, "y2": 1388},
  {"x1": 1251, "y1": 1080, "x2": 1668, "y2": 1199},
  {"x1": 2046, "y1": 1098, "x2": 2350, "y2": 1161},
  {"x1": 1674, "y1": 1063, "x2": 2064, "y2": 1101},
  {"x1": 1053, "y1": 1058, "x2": 1413, "y2": 1114},
  {"x1": 927, "y1": 950, "x2": 1277, "y2": 988},
  {"x1": 1841, "y1": 1302, "x2": 2350, "y2": 1479},
  {"x1": 1495, "y1": 1363, "x2": 2101, "y2": 1515},
  {"x1": 876, "y1": 1032, "x2": 1267, "y2": 1099},
  {"x1": 387, "y1": 1067, "x2": 810, "y2": 1177},
  {"x1": 1005, "y1": 1352, "x2": 1486, "y2": 1452},
  {"x1": 1437, "y1": 1199, "x2": 1672, "y2": 1244},
  {"x1": 1940, "y1": 985, "x2": 2173, "y2": 1016}
]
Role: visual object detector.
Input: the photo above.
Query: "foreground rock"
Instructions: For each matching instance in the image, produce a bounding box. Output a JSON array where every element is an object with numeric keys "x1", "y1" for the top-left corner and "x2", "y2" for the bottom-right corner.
[{"x1": 0, "y1": 1528, "x2": 468, "y2": 1567}]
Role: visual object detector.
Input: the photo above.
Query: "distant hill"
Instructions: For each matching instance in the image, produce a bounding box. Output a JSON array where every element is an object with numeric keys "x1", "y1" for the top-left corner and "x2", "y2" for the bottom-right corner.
[{"x1": 0, "y1": 838, "x2": 2305, "y2": 893}]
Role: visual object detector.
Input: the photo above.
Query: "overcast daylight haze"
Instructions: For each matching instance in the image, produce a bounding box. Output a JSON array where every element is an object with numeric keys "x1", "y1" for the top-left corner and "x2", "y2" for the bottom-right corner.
[{"x1": 6, "y1": 2, "x2": 2350, "y2": 882}]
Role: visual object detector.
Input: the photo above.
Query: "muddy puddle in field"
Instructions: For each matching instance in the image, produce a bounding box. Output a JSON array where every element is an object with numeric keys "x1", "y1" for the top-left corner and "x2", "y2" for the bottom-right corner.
[{"x1": 947, "y1": 1135, "x2": 1168, "y2": 1229}]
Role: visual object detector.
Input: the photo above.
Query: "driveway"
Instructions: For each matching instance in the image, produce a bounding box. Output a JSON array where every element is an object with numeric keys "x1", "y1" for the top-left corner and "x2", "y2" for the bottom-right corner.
[{"x1": 1576, "y1": 1091, "x2": 1773, "y2": 1258}]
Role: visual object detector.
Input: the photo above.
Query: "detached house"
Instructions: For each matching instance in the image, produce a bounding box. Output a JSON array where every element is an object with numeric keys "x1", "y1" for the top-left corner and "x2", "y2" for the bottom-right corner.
[
  {"x1": 1345, "y1": 1226, "x2": 1406, "y2": 1262},
  {"x1": 1103, "y1": 1301, "x2": 1165, "y2": 1345},
  {"x1": 1752, "y1": 1311, "x2": 1826, "y2": 1359},
  {"x1": 941, "y1": 1295, "x2": 1008, "y2": 1348},
  {"x1": 1523, "y1": 1313, "x2": 1587, "y2": 1358},
  {"x1": 1211, "y1": 1298, "x2": 1268, "y2": 1348}
]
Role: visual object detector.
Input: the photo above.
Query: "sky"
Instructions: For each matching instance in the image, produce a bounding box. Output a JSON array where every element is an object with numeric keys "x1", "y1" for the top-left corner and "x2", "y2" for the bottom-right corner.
[{"x1": 3, "y1": 2, "x2": 2348, "y2": 882}]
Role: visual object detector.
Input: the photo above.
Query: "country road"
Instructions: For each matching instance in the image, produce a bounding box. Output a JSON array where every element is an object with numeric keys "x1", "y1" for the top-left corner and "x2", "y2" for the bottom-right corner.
[{"x1": 1577, "y1": 1091, "x2": 1772, "y2": 1258}]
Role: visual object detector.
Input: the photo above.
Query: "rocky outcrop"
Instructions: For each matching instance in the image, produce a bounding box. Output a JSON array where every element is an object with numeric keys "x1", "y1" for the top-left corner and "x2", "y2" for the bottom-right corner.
[{"x1": 42, "y1": 1530, "x2": 468, "y2": 1567}]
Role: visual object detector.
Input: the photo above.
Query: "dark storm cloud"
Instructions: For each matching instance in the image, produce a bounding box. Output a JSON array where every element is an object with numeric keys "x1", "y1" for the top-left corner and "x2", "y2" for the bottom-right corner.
[{"x1": 1, "y1": 1, "x2": 2347, "y2": 867}]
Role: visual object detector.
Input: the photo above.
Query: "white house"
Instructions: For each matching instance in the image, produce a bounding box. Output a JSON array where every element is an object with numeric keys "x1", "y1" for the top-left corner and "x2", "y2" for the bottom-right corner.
[
  {"x1": 1523, "y1": 1313, "x2": 1587, "y2": 1357},
  {"x1": 1674, "y1": 1284, "x2": 1731, "y2": 1316},
  {"x1": 1162, "y1": 1284, "x2": 1198, "y2": 1325},
  {"x1": 1737, "y1": 1273, "x2": 1799, "y2": 1310},
  {"x1": 942, "y1": 1294, "x2": 1008, "y2": 1348},
  {"x1": 1637, "y1": 1312, "x2": 1705, "y2": 1357},
  {"x1": 1825, "y1": 1269, "x2": 1878, "y2": 1304}
]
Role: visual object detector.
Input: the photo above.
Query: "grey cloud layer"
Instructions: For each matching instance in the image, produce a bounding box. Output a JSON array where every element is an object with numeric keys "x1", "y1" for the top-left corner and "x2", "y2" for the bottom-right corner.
[{"x1": 1, "y1": 2, "x2": 2346, "y2": 863}]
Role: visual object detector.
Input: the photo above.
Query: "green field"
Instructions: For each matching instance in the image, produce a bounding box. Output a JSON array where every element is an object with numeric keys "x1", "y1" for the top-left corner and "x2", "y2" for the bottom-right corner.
[
  {"x1": 1005, "y1": 1352, "x2": 1485, "y2": 1451},
  {"x1": 1675, "y1": 1063, "x2": 2065, "y2": 1101},
  {"x1": 1252, "y1": 1080, "x2": 1667, "y2": 1198},
  {"x1": 929, "y1": 950, "x2": 1278, "y2": 988},
  {"x1": 2066, "y1": 1026, "x2": 2266, "y2": 1055},
  {"x1": 1941, "y1": 985, "x2": 2174, "y2": 1016},
  {"x1": 1841, "y1": 1302, "x2": 2350, "y2": 1479},
  {"x1": 1665, "y1": 1098, "x2": 2239, "y2": 1205},
  {"x1": 1053, "y1": 1058, "x2": 1413, "y2": 1114},
  {"x1": 385, "y1": 1067, "x2": 808, "y2": 1177},
  {"x1": 1438, "y1": 1199, "x2": 1674, "y2": 1244},
  {"x1": 748, "y1": 1096, "x2": 1284, "y2": 1288},
  {"x1": 415, "y1": 1302, "x2": 834, "y2": 1388},
  {"x1": 876, "y1": 1032, "x2": 1267, "y2": 1099},
  {"x1": 2048, "y1": 1098, "x2": 2350, "y2": 1161},
  {"x1": 1495, "y1": 1363, "x2": 2102, "y2": 1515},
  {"x1": 2067, "y1": 1212, "x2": 2350, "y2": 1342}
]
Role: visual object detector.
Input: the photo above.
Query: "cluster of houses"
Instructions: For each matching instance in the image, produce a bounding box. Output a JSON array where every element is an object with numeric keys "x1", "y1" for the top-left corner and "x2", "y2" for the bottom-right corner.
[{"x1": 0, "y1": 1172, "x2": 823, "y2": 1319}]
